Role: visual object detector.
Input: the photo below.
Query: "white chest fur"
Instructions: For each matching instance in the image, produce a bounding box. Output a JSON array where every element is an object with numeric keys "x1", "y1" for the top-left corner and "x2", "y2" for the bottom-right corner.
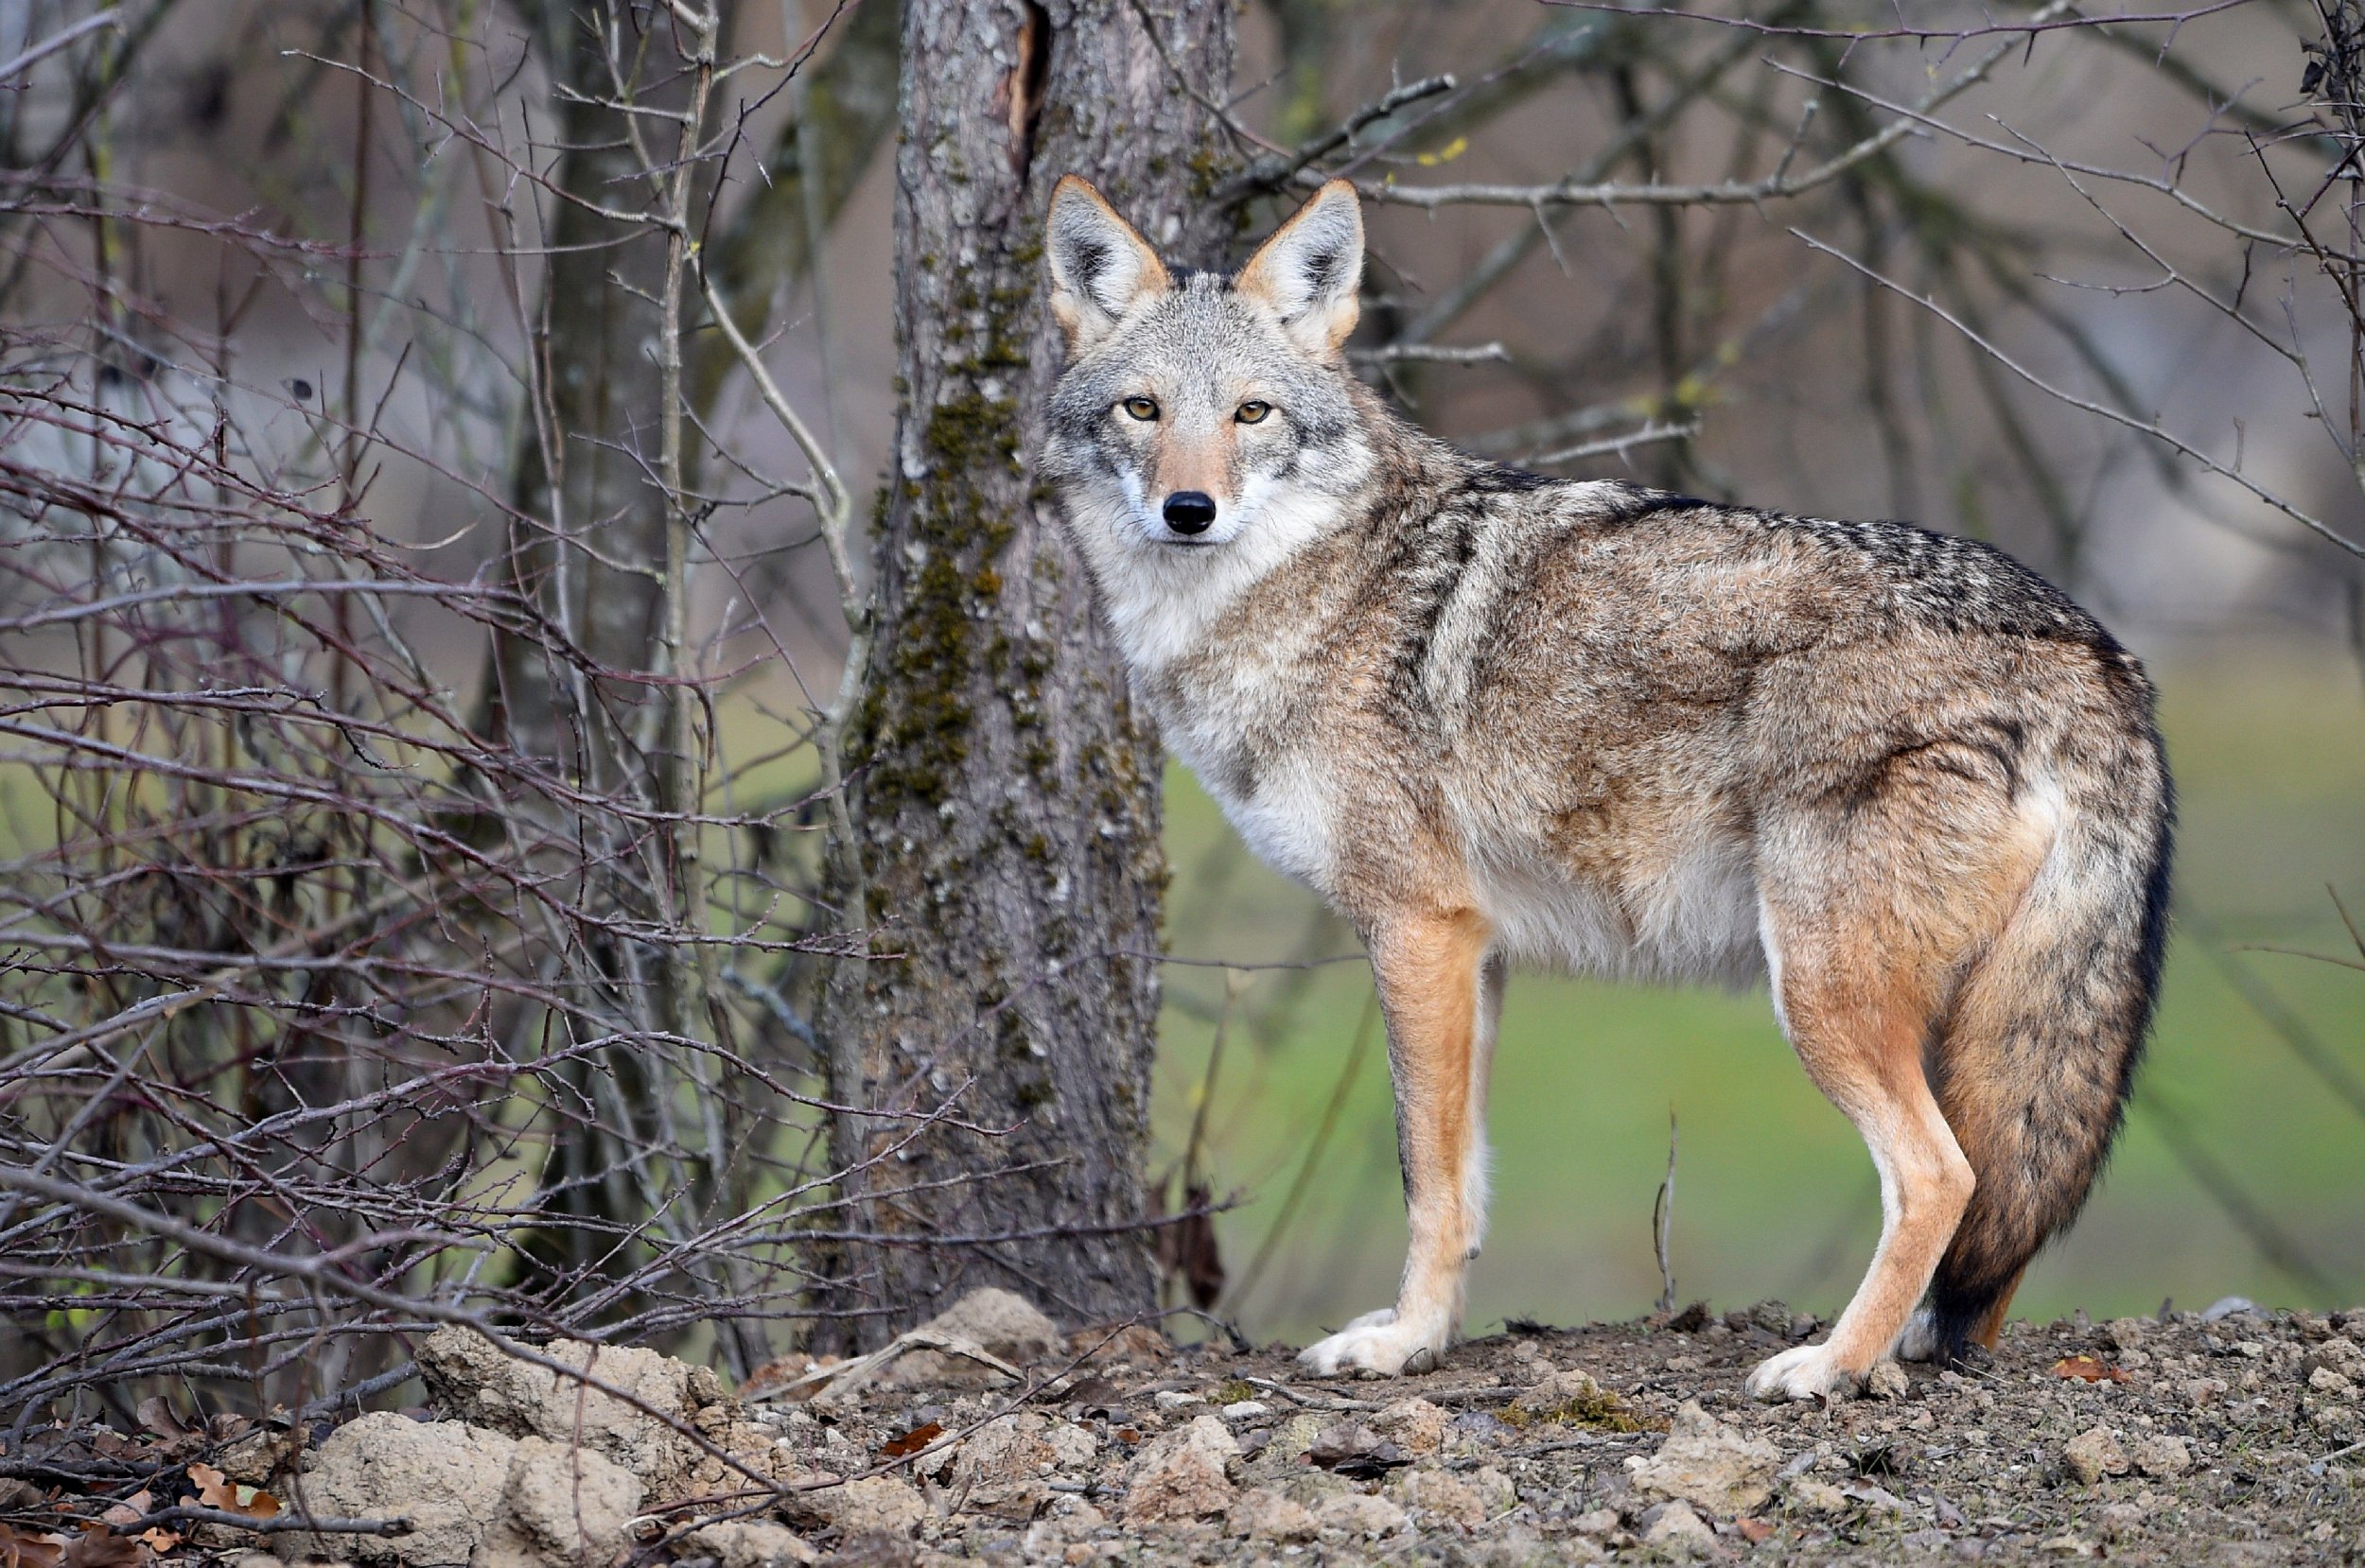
[{"x1": 1178, "y1": 732, "x2": 1337, "y2": 890}]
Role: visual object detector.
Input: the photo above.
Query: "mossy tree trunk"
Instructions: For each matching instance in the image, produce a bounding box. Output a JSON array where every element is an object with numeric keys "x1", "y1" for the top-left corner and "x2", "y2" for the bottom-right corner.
[{"x1": 811, "y1": 0, "x2": 1235, "y2": 1346}]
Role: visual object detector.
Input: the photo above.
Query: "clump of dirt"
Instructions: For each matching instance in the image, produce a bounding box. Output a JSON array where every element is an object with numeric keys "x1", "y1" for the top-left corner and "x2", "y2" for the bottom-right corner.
[
  {"x1": 7, "y1": 1294, "x2": 2362, "y2": 1566},
  {"x1": 1498, "y1": 1368, "x2": 1657, "y2": 1434}
]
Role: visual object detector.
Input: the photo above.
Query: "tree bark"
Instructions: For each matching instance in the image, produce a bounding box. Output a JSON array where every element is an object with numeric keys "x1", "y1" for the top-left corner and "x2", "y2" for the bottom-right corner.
[{"x1": 812, "y1": 0, "x2": 1235, "y2": 1346}]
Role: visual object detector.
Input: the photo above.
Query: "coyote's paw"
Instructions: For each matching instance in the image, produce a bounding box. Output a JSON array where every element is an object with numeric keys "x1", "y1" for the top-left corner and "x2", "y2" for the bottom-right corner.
[
  {"x1": 1743, "y1": 1342, "x2": 1862, "y2": 1402},
  {"x1": 1296, "y1": 1307, "x2": 1446, "y2": 1378},
  {"x1": 1893, "y1": 1309, "x2": 1941, "y2": 1363}
]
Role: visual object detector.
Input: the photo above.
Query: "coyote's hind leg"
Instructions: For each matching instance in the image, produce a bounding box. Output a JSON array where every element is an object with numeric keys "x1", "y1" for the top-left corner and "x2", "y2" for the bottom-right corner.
[
  {"x1": 1747, "y1": 778, "x2": 2051, "y2": 1400},
  {"x1": 1300, "y1": 910, "x2": 1498, "y2": 1377},
  {"x1": 1743, "y1": 931, "x2": 1974, "y2": 1401}
]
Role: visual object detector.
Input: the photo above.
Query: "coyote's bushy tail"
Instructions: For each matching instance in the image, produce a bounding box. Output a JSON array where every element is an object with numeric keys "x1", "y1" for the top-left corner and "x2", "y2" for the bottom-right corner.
[{"x1": 1924, "y1": 732, "x2": 2174, "y2": 1364}]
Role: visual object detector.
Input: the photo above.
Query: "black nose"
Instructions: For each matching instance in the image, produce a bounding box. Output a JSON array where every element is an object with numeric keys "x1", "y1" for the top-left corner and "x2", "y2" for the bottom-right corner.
[{"x1": 1162, "y1": 491, "x2": 1218, "y2": 535}]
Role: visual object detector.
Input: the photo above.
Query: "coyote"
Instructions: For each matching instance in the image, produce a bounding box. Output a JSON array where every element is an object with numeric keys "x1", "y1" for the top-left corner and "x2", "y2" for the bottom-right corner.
[{"x1": 1039, "y1": 176, "x2": 2172, "y2": 1398}]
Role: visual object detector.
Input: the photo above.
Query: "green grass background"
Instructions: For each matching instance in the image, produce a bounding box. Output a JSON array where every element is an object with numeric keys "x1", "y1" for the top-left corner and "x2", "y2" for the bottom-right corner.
[{"x1": 1147, "y1": 636, "x2": 2365, "y2": 1344}]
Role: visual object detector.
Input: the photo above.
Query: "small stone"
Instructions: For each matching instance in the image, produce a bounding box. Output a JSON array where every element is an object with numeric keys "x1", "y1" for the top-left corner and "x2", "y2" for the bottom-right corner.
[
  {"x1": 2038, "y1": 1536, "x2": 2097, "y2": 1558},
  {"x1": 1788, "y1": 1477, "x2": 1848, "y2": 1514},
  {"x1": 483, "y1": 1436, "x2": 642, "y2": 1567},
  {"x1": 1464, "y1": 1465, "x2": 1515, "y2": 1515},
  {"x1": 1121, "y1": 1414, "x2": 1238, "y2": 1524},
  {"x1": 687, "y1": 1521, "x2": 822, "y2": 1568},
  {"x1": 215, "y1": 1427, "x2": 299, "y2": 1488},
  {"x1": 1641, "y1": 1499, "x2": 1718, "y2": 1556},
  {"x1": 2304, "y1": 1337, "x2": 2365, "y2": 1382},
  {"x1": 1259, "y1": 1413, "x2": 1328, "y2": 1466},
  {"x1": 2199, "y1": 1297, "x2": 2254, "y2": 1322},
  {"x1": 413, "y1": 1329, "x2": 700, "y2": 1478},
  {"x1": 1625, "y1": 1401, "x2": 1780, "y2": 1514},
  {"x1": 2096, "y1": 1501, "x2": 2148, "y2": 1542},
  {"x1": 788, "y1": 1475, "x2": 926, "y2": 1537},
  {"x1": 1276, "y1": 1468, "x2": 1358, "y2": 1509},
  {"x1": 1314, "y1": 1492, "x2": 1410, "y2": 1539},
  {"x1": 282, "y1": 1413, "x2": 517, "y2": 1568},
  {"x1": 2310, "y1": 1367, "x2": 2356, "y2": 1397},
  {"x1": 2128, "y1": 1435, "x2": 2191, "y2": 1477},
  {"x1": 1043, "y1": 1420, "x2": 1097, "y2": 1471},
  {"x1": 943, "y1": 1412, "x2": 1060, "y2": 1517},
  {"x1": 2061, "y1": 1426, "x2": 2129, "y2": 1486},
  {"x1": 1370, "y1": 1397, "x2": 1449, "y2": 1455},
  {"x1": 1385, "y1": 1468, "x2": 1486, "y2": 1528},
  {"x1": 2102, "y1": 1317, "x2": 2149, "y2": 1352},
  {"x1": 1226, "y1": 1487, "x2": 1318, "y2": 1542},
  {"x1": 1218, "y1": 1400, "x2": 1270, "y2": 1424},
  {"x1": 1571, "y1": 1507, "x2": 1621, "y2": 1536},
  {"x1": 1864, "y1": 1362, "x2": 1910, "y2": 1401},
  {"x1": 1152, "y1": 1389, "x2": 1203, "y2": 1411}
]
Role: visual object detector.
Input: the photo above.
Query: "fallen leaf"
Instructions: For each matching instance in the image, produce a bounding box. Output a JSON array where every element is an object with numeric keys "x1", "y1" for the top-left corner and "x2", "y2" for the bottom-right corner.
[
  {"x1": 134, "y1": 1400, "x2": 186, "y2": 1441},
  {"x1": 1302, "y1": 1422, "x2": 1412, "y2": 1480},
  {"x1": 2050, "y1": 1356, "x2": 2129, "y2": 1384},
  {"x1": 184, "y1": 1462, "x2": 280, "y2": 1521},
  {"x1": 879, "y1": 1421, "x2": 943, "y2": 1459},
  {"x1": 96, "y1": 1495, "x2": 150, "y2": 1529},
  {"x1": 1150, "y1": 1180, "x2": 1225, "y2": 1311},
  {"x1": 61, "y1": 1533, "x2": 141, "y2": 1568},
  {"x1": 1047, "y1": 1376, "x2": 1119, "y2": 1415},
  {"x1": 0, "y1": 1523, "x2": 68, "y2": 1568},
  {"x1": 133, "y1": 1535, "x2": 177, "y2": 1557},
  {"x1": 1735, "y1": 1517, "x2": 1774, "y2": 1544}
]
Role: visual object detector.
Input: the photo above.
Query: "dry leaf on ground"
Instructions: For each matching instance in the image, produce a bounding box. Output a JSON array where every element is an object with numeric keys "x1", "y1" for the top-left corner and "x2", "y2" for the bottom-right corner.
[
  {"x1": 0, "y1": 1524, "x2": 67, "y2": 1568},
  {"x1": 2050, "y1": 1356, "x2": 2130, "y2": 1384},
  {"x1": 132, "y1": 1401, "x2": 185, "y2": 1441},
  {"x1": 96, "y1": 1496, "x2": 150, "y2": 1530},
  {"x1": 880, "y1": 1422, "x2": 943, "y2": 1459},
  {"x1": 60, "y1": 1533, "x2": 142, "y2": 1568},
  {"x1": 184, "y1": 1462, "x2": 281, "y2": 1521}
]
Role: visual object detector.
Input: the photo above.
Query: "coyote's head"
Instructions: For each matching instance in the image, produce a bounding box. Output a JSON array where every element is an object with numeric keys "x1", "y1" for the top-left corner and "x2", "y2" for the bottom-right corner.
[{"x1": 1040, "y1": 178, "x2": 1375, "y2": 576}]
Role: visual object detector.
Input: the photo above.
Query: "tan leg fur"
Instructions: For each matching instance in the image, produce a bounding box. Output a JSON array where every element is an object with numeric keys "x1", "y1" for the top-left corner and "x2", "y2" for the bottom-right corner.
[
  {"x1": 1299, "y1": 910, "x2": 1498, "y2": 1376},
  {"x1": 1747, "y1": 778, "x2": 2055, "y2": 1399}
]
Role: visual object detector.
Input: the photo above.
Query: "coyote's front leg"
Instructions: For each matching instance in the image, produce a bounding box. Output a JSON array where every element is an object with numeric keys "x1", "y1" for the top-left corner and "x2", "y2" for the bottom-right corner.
[{"x1": 1300, "y1": 911, "x2": 1499, "y2": 1377}]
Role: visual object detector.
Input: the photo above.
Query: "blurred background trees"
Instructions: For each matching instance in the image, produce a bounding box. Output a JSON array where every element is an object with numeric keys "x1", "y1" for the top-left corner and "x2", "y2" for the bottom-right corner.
[{"x1": 0, "y1": 0, "x2": 2359, "y2": 1433}]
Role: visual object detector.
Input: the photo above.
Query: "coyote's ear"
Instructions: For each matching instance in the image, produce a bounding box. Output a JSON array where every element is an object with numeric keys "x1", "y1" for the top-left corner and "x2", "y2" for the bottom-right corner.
[
  {"x1": 1045, "y1": 176, "x2": 1171, "y2": 353},
  {"x1": 1235, "y1": 180, "x2": 1363, "y2": 359}
]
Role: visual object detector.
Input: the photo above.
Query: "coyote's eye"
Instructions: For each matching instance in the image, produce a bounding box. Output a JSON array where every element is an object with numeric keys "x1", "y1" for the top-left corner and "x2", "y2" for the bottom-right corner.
[
  {"x1": 1235, "y1": 400, "x2": 1272, "y2": 425},
  {"x1": 1120, "y1": 396, "x2": 1160, "y2": 422}
]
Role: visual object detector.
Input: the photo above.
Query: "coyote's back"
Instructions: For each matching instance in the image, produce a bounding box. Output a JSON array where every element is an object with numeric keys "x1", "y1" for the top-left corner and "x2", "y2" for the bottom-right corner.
[{"x1": 1039, "y1": 175, "x2": 2171, "y2": 1395}]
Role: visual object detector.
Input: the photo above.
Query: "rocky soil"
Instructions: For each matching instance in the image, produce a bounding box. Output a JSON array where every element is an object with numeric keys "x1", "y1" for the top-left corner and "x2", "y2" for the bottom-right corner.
[{"x1": 8, "y1": 1291, "x2": 2363, "y2": 1566}]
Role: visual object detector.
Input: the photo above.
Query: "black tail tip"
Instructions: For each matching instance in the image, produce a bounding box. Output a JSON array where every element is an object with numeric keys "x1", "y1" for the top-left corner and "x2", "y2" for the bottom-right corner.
[{"x1": 1925, "y1": 1270, "x2": 2017, "y2": 1367}]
